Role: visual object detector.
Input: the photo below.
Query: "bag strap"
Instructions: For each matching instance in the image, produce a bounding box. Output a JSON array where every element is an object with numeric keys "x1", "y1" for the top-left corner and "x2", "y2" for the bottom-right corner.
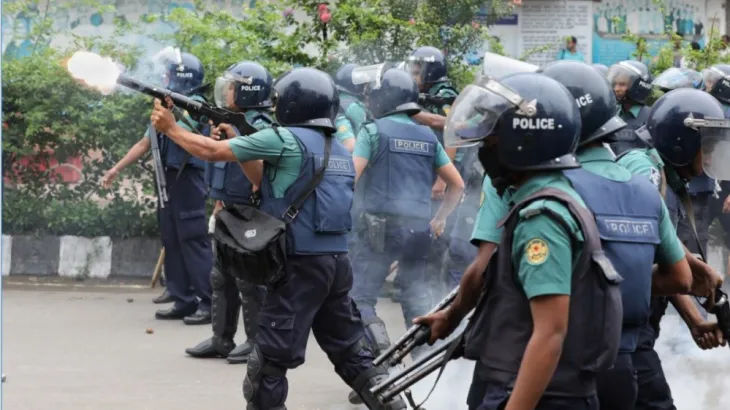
[
  {"x1": 281, "y1": 131, "x2": 333, "y2": 223},
  {"x1": 678, "y1": 187, "x2": 706, "y2": 260}
]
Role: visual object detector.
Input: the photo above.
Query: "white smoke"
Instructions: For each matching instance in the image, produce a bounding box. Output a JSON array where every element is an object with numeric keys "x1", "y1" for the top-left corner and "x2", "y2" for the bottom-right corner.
[{"x1": 655, "y1": 310, "x2": 730, "y2": 410}]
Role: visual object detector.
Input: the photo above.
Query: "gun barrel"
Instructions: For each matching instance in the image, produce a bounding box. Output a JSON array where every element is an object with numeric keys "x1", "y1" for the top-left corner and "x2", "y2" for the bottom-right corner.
[
  {"x1": 373, "y1": 287, "x2": 459, "y2": 366},
  {"x1": 116, "y1": 74, "x2": 204, "y2": 113}
]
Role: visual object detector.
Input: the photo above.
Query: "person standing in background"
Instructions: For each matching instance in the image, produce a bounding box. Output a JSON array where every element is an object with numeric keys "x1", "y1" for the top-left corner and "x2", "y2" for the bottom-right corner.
[{"x1": 556, "y1": 36, "x2": 585, "y2": 62}]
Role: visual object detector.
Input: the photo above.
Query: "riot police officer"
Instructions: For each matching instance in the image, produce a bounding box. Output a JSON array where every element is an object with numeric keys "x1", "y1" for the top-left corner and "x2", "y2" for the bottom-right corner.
[
  {"x1": 625, "y1": 88, "x2": 728, "y2": 410},
  {"x1": 420, "y1": 72, "x2": 623, "y2": 409},
  {"x1": 102, "y1": 49, "x2": 212, "y2": 322},
  {"x1": 185, "y1": 61, "x2": 274, "y2": 362},
  {"x1": 406, "y1": 46, "x2": 465, "y2": 299},
  {"x1": 542, "y1": 60, "x2": 692, "y2": 410},
  {"x1": 150, "y1": 67, "x2": 405, "y2": 409},
  {"x1": 349, "y1": 68, "x2": 464, "y2": 355},
  {"x1": 606, "y1": 60, "x2": 654, "y2": 156},
  {"x1": 334, "y1": 63, "x2": 369, "y2": 152}
]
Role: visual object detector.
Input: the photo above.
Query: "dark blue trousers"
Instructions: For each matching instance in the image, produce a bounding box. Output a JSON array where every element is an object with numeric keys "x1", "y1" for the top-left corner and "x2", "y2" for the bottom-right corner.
[
  {"x1": 633, "y1": 348, "x2": 676, "y2": 410},
  {"x1": 474, "y1": 381, "x2": 599, "y2": 410},
  {"x1": 158, "y1": 167, "x2": 212, "y2": 311},
  {"x1": 251, "y1": 254, "x2": 374, "y2": 408},
  {"x1": 351, "y1": 220, "x2": 434, "y2": 330}
]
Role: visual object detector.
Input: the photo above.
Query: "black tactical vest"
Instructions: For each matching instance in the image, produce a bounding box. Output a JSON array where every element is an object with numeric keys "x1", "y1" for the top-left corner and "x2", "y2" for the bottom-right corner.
[{"x1": 464, "y1": 187, "x2": 623, "y2": 397}]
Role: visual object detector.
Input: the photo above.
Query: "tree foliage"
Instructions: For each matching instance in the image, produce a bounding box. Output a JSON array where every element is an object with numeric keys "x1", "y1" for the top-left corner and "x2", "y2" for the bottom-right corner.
[{"x1": 2, "y1": 0, "x2": 505, "y2": 237}]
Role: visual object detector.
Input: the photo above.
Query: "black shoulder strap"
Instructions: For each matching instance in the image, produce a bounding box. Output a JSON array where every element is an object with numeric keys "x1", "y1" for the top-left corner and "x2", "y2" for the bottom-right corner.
[{"x1": 281, "y1": 132, "x2": 333, "y2": 223}]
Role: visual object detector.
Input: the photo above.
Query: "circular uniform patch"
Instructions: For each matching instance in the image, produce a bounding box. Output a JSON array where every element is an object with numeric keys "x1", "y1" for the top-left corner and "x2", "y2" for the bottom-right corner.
[
  {"x1": 525, "y1": 238, "x2": 549, "y2": 265},
  {"x1": 338, "y1": 125, "x2": 348, "y2": 133}
]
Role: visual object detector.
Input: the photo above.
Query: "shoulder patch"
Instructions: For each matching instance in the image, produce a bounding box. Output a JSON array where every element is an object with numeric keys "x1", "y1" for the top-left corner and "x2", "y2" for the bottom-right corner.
[
  {"x1": 525, "y1": 238, "x2": 549, "y2": 265},
  {"x1": 649, "y1": 167, "x2": 661, "y2": 188}
]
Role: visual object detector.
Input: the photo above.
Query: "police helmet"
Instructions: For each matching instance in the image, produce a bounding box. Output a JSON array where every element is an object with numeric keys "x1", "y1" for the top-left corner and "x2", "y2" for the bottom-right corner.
[
  {"x1": 367, "y1": 68, "x2": 421, "y2": 118},
  {"x1": 701, "y1": 64, "x2": 730, "y2": 104},
  {"x1": 653, "y1": 67, "x2": 703, "y2": 92},
  {"x1": 156, "y1": 48, "x2": 204, "y2": 95},
  {"x1": 645, "y1": 88, "x2": 730, "y2": 179},
  {"x1": 334, "y1": 63, "x2": 366, "y2": 96},
  {"x1": 607, "y1": 60, "x2": 653, "y2": 105},
  {"x1": 591, "y1": 63, "x2": 609, "y2": 77},
  {"x1": 541, "y1": 61, "x2": 626, "y2": 145},
  {"x1": 444, "y1": 73, "x2": 581, "y2": 171},
  {"x1": 407, "y1": 46, "x2": 448, "y2": 87},
  {"x1": 214, "y1": 61, "x2": 272, "y2": 111},
  {"x1": 272, "y1": 67, "x2": 339, "y2": 131}
]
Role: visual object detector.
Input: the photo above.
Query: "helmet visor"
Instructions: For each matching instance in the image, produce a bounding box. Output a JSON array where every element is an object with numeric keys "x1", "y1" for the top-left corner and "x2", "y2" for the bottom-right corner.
[
  {"x1": 481, "y1": 52, "x2": 538, "y2": 80},
  {"x1": 214, "y1": 74, "x2": 238, "y2": 110},
  {"x1": 698, "y1": 118, "x2": 730, "y2": 180},
  {"x1": 444, "y1": 80, "x2": 535, "y2": 148},
  {"x1": 653, "y1": 67, "x2": 701, "y2": 91},
  {"x1": 352, "y1": 63, "x2": 392, "y2": 89}
]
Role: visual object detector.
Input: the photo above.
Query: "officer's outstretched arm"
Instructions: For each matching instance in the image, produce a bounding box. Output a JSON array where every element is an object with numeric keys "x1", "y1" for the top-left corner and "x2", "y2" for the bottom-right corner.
[
  {"x1": 506, "y1": 294, "x2": 570, "y2": 410},
  {"x1": 652, "y1": 257, "x2": 692, "y2": 296},
  {"x1": 101, "y1": 136, "x2": 151, "y2": 188},
  {"x1": 671, "y1": 294, "x2": 725, "y2": 349},
  {"x1": 431, "y1": 163, "x2": 465, "y2": 234},
  {"x1": 684, "y1": 247, "x2": 723, "y2": 299},
  {"x1": 412, "y1": 111, "x2": 447, "y2": 130},
  {"x1": 150, "y1": 99, "x2": 237, "y2": 162}
]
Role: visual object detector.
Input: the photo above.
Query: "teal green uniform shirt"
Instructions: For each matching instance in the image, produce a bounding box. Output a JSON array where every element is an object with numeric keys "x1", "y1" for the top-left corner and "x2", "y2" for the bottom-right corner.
[
  {"x1": 334, "y1": 114, "x2": 356, "y2": 143},
  {"x1": 424, "y1": 82, "x2": 458, "y2": 116},
  {"x1": 617, "y1": 148, "x2": 665, "y2": 190},
  {"x1": 508, "y1": 173, "x2": 586, "y2": 299},
  {"x1": 470, "y1": 175, "x2": 509, "y2": 244},
  {"x1": 228, "y1": 127, "x2": 302, "y2": 198},
  {"x1": 353, "y1": 113, "x2": 451, "y2": 168},
  {"x1": 334, "y1": 92, "x2": 368, "y2": 143},
  {"x1": 619, "y1": 104, "x2": 643, "y2": 119},
  {"x1": 577, "y1": 146, "x2": 684, "y2": 265}
]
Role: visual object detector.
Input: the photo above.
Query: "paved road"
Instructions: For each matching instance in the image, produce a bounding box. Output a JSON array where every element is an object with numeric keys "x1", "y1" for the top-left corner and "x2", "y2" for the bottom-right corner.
[
  {"x1": 1, "y1": 277, "x2": 729, "y2": 409},
  {"x1": 0, "y1": 278, "x2": 471, "y2": 410}
]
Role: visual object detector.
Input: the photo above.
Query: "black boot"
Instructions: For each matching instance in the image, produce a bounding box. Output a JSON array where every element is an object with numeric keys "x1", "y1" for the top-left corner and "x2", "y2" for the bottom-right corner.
[
  {"x1": 227, "y1": 340, "x2": 254, "y2": 364},
  {"x1": 211, "y1": 262, "x2": 242, "y2": 340},
  {"x1": 185, "y1": 337, "x2": 235, "y2": 358},
  {"x1": 236, "y1": 280, "x2": 266, "y2": 360}
]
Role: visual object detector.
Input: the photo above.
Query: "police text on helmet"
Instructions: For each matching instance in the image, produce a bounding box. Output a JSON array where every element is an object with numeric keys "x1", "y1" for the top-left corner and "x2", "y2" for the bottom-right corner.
[
  {"x1": 513, "y1": 117, "x2": 556, "y2": 130},
  {"x1": 575, "y1": 93, "x2": 593, "y2": 108}
]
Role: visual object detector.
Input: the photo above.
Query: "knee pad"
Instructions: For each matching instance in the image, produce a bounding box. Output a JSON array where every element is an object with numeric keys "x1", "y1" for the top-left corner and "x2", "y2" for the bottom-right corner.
[
  {"x1": 363, "y1": 318, "x2": 392, "y2": 354},
  {"x1": 243, "y1": 345, "x2": 287, "y2": 405},
  {"x1": 211, "y1": 266, "x2": 227, "y2": 289}
]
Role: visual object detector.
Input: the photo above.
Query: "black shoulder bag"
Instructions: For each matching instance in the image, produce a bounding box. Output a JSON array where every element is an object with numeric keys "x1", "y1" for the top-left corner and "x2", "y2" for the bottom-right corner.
[{"x1": 213, "y1": 134, "x2": 333, "y2": 287}]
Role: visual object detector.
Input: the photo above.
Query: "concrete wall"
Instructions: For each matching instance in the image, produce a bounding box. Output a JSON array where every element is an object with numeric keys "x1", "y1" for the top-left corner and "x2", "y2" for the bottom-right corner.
[{"x1": 2, "y1": 235, "x2": 162, "y2": 278}]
